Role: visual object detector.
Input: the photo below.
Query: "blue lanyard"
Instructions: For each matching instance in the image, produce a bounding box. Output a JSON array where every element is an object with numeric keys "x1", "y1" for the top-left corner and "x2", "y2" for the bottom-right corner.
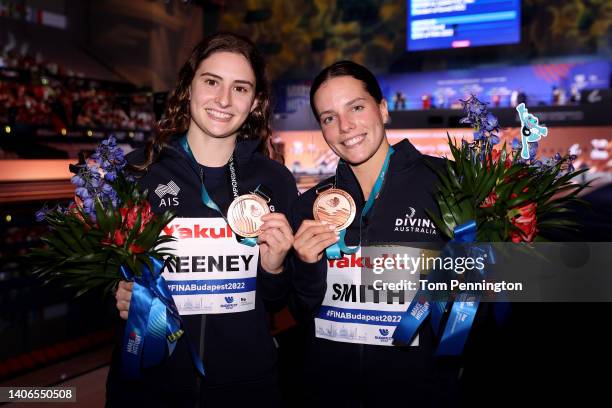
[
  {"x1": 326, "y1": 145, "x2": 395, "y2": 259},
  {"x1": 180, "y1": 135, "x2": 257, "y2": 247}
]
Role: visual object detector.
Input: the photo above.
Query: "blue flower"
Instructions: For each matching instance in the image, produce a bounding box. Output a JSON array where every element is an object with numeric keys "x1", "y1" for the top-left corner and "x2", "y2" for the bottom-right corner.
[
  {"x1": 484, "y1": 112, "x2": 499, "y2": 132},
  {"x1": 489, "y1": 133, "x2": 500, "y2": 145},
  {"x1": 101, "y1": 183, "x2": 114, "y2": 195},
  {"x1": 528, "y1": 142, "x2": 539, "y2": 160},
  {"x1": 511, "y1": 138, "x2": 521, "y2": 150},
  {"x1": 35, "y1": 206, "x2": 50, "y2": 222},
  {"x1": 83, "y1": 198, "x2": 94, "y2": 214},
  {"x1": 75, "y1": 187, "x2": 90, "y2": 199},
  {"x1": 472, "y1": 102, "x2": 485, "y2": 114},
  {"x1": 71, "y1": 175, "x2": 86, "y2": 187},
  {"x1": 460, "y1": 95, "x2": 502, "y2": 146},
  {"x1": 104, "y1": 171, "x2": 117, "y2": 182}
]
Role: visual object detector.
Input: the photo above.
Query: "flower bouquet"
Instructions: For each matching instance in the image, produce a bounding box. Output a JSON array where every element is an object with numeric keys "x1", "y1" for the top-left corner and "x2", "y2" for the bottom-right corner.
[
  {"x1": 427, "y1": 96, "x2": 588, "y2": 243},
  {"x1": 393, "y1": 96, "x2": 589, "y2": 355},
  {"x1": 29, "y1": 137, "x2": 203, "y2": 378},
  {"x1": 30, "y1": 136, "x2": 176, "y2": 295}
]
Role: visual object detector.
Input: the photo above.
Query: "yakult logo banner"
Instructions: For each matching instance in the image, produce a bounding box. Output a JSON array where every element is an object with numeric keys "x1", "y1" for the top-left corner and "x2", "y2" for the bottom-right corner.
[{"x1": 162, "y1": 217, "x2": 259, "y2": 315}]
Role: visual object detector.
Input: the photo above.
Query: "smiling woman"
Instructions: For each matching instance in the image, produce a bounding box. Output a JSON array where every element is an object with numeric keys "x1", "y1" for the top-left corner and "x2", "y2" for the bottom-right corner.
[
  {"x1": 288, "y1": 61, "x2": 462, "y2": 407},
  {"x1": 105, "y1": 33, "x2": 298, "y2": 408},
  {"x1": 187, "y1": 51, "x2": 260, "y2": 166}
]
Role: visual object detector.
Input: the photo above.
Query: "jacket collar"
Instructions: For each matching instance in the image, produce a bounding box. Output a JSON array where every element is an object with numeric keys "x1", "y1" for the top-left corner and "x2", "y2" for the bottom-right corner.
[
  {"x1": 161, "y1": 134, "x2": 262, "y2": 169},
  {"x1": 335, "y1": 138, "x2": 423, "y2": 194}
]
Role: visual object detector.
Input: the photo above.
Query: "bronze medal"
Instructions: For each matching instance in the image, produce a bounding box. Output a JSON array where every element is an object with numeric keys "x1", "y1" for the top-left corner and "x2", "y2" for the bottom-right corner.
[
  {"x1": 313, "y1": 188, "x2": 356, "y2": 231},
  {"x1": 227, "y1": 194, "x2": 270, "y2": 237}
]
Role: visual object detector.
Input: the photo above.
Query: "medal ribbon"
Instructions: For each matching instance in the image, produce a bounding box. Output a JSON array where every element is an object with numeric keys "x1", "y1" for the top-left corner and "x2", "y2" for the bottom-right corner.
[
  {"x1": 325, "y1": 146, "x2": 395, "y2": 260},
  {"x1": 392, "y1": 221, "x2": 477, "y2": 347},
  {"x1": 180, "y1": 135, "x2": 257, "y2": 247},
  {"x1": 120, "y1": 256, "x2": 205, "y2": 378},
  {"x1": 393, "y1": 221, "x2": 504, "y2": 356}
]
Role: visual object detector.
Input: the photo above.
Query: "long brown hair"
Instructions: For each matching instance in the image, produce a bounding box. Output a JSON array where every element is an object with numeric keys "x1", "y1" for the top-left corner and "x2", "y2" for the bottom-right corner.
[{"x1": 135, "y1": 32, "x2": 278, "y2": 170}]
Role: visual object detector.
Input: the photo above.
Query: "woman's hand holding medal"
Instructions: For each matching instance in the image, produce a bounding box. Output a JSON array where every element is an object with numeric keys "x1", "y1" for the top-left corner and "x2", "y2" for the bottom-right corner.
[
  {"x1": 258, "y1": 213, "x2": 295, "y2": 274},
  {"x1": 293, "y1": 187, "x2": 356, "y2": 264},
  {"x1": 293, "y1": 220, "x2": 340, "y2": 264}
]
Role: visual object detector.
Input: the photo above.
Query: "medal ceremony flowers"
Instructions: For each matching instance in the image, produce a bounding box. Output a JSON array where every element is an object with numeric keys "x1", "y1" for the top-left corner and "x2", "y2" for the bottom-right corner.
[
  {"x1": 29, "y1": 136, "x2": 203, "y2": 378},
  {"x1": 427, "y1": 95, "x2": 588, "y2": 243},
  {"x1": 392, "y1": 96, "x2": 589, "y2": 355},
  {"x1": 30, "y1": 136, "x2": 176, "y2": 294}
]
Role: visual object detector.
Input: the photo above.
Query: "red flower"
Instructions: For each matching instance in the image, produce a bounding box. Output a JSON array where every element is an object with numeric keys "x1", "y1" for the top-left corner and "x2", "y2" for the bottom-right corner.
[
  {"x1": 101, "y1": 230, "x2": 126, "y2": 247},
  {"x1": 139, "y1": 201, "x2": 154, "y2": 232},
  {"x1": 488, "y1": 149, "x2": 512, "y2": 170},
  {"x1": 113, "y1": 230, "x2": 126, "y2": 246},
  {"x1": 129, "y1": 244, "x2": 145, "y2": 254},
  {"x1": 480, "y1": 190, "x2": 499, "y2": 208},
  {"x1": 121, "y1": 201, "x2": 154, "y2": 235},
  {"x1": 508, "y1": 202, "x2": 538, "y2": 242}
]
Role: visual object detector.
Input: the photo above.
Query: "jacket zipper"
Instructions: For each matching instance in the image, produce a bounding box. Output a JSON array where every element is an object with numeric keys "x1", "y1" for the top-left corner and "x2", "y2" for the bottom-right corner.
[{"x1": 195, "y1": 166, "x2": 207, "y2": 405}]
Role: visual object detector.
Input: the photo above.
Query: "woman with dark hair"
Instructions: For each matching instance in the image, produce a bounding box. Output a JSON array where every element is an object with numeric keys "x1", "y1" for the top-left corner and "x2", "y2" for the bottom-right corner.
[
  {"x1": 289, "y1": 60, "x2": 462, "y2": 407},
  {"x1": 106, "y1": 33, "x2": 297, "y2": 407}
]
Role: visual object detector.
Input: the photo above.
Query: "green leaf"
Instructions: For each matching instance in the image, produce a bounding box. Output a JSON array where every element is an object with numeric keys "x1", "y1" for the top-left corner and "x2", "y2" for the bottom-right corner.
[{"x1": 425, "y1": 208, "x2": 452, "y2": 239}]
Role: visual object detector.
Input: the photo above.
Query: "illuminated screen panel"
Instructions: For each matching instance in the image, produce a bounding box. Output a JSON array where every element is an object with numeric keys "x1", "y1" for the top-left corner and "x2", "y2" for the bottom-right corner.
[{"x1": 407, "y1": 0, "x2": 521, "y2": 51}]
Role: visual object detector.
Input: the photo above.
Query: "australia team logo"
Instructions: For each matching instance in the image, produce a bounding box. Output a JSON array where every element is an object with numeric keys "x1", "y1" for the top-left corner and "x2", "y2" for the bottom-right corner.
[
  {"x1": 155, "y1": 180, "x2": 180, "y2": 207},
  {"x1": 394, "y1": 206, "x2": 436, "y2": 235}
]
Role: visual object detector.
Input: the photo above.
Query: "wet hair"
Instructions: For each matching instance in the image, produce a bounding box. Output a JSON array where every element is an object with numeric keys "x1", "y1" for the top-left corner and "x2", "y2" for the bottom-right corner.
[
  {"x1": 309, "y1": 60, "x2": 383, "y2": 121},
  {"x1": 135, "y1": 32, "x2": 278, "y2": 170}
]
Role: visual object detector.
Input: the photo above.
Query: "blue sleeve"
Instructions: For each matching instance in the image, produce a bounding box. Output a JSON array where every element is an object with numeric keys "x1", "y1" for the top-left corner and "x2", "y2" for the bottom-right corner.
[{"x1": 256, "y1": 168, "x2": 299, "y2": 312}]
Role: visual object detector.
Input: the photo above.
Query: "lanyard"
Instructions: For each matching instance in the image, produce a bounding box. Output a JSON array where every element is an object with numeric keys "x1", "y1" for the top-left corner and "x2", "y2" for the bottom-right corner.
[
  {"x1": 326, "y1": 145, "x2": 395, "y2": 259},
  {"x1": 180, "y1": 135, "x2": 257, "y2": 247}
]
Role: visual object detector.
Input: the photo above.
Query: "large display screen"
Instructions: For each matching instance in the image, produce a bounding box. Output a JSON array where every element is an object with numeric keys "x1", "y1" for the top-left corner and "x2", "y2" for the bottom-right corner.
[{"x1": 407, "y1": 0, "x2": 521, "y2": 51}]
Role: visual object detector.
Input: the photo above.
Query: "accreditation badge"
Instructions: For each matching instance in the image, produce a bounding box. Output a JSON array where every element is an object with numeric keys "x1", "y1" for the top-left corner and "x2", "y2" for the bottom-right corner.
[
  {"x1": 314, "y1": 249, "x2": 420, "y2": 347},
  {"x1": 160, "y1": 217, "x2": 259, "y2": 315},
  {"x1": 313, "y1": 187, "x2": 356, "y2": 231}
]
